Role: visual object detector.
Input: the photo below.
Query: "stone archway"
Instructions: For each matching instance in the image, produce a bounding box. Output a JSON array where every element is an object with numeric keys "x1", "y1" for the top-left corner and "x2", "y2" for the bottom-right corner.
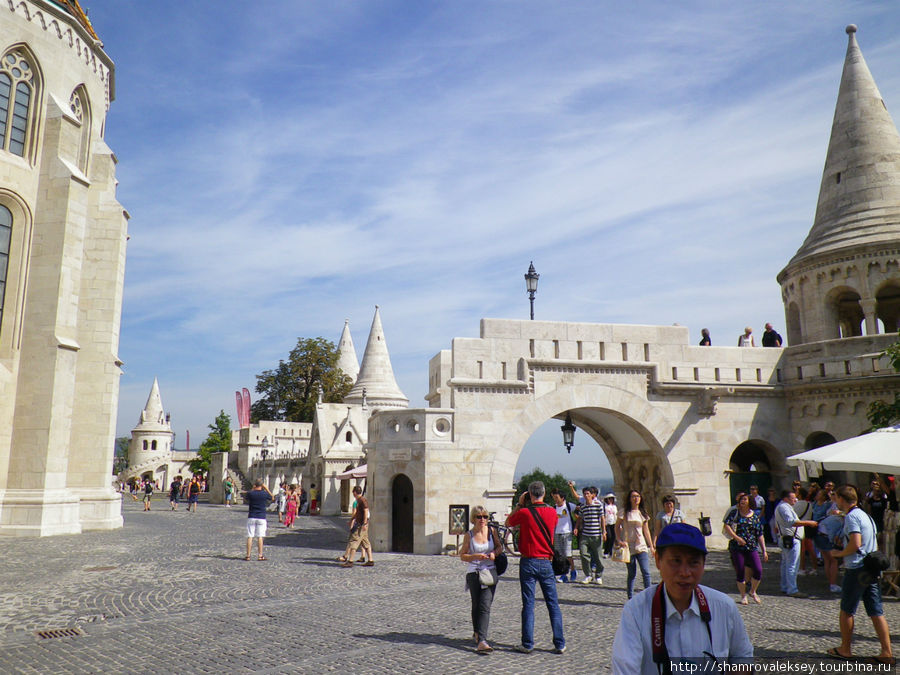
[{"x1": 494, "y1": 384, "x2": 675, "y2": 517}]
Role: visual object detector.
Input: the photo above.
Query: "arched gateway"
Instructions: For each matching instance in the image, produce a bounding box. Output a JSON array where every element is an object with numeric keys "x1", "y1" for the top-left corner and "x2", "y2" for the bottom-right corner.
[{"x1": 365, "y1": 319, "x2": 793, "y2": 554}]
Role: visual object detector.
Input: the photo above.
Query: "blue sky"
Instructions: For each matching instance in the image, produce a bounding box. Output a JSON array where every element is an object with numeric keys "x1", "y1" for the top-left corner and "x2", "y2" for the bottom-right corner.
[{"x1": 90, "y1": 2, "x2": 900, "y2": 478}]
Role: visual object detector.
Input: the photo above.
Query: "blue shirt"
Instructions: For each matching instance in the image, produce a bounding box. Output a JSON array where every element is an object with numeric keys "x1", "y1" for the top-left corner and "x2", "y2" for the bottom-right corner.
[
  {"x1": 842, "y1": 507, "x2": 876, "y2": 569},
  {"x1": 246, "y1": 489, "x2": 271, "y2": 519},
  {"x1": 611, "y1": 583, "x2": 753, "y2": 674}
]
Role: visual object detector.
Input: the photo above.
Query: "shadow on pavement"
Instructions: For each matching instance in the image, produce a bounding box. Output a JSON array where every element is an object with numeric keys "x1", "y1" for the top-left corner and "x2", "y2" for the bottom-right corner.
[{"x1": 353, "y1": 631, "x2": 476, "y2": 653}]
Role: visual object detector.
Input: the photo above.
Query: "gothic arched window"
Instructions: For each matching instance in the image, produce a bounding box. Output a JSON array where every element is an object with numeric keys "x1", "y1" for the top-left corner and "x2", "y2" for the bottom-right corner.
[
  {"x1": 0, "y1": 50, "x2": 37, "y2": 158},
  {"x1": 69, "y1": 86, "x2": 91, "y2": 173},
  {"x1": 0, "y1": 204, "x2": 11, "y2": 334}
]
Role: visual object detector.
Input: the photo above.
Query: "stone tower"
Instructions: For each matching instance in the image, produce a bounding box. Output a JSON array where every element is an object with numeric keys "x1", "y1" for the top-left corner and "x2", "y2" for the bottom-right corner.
[
  {"x1": 344, "y1": 306, "x2": 409, "y2": 409},
  {"x1": 0, "y1": 1, "x2": 128, "y2": 535},
  {"x1": 128, "y1": 379, "x2": 175, "y2": 474},
  {"x1": 336, "y1": 319, "x2": 359, "y2": 384},
  {"x1": 778, "y1": 25, "x2": 900, "y2": 344}
]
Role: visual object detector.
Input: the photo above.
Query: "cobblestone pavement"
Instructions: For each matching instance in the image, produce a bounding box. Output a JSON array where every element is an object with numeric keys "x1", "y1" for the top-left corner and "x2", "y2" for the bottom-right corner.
[{"x1": 0, "y1": 497, "x2": 897, "y2": 673}]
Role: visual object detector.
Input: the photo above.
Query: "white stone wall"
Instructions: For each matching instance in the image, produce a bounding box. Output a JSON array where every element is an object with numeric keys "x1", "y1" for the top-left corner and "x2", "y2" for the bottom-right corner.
[{"x1": 0, "y1": 1, "x2": 126, "y2": 536}]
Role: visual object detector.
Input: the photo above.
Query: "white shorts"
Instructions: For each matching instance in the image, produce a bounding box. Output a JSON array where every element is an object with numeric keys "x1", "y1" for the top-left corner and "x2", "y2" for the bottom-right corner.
[{"x1": 247, "y1": 518, "x2": 267, "y2": 538}]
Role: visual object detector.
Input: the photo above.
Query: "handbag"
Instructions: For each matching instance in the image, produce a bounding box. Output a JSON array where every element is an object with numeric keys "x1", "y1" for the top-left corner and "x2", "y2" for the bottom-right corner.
[
  {"x1": 478, "y1": 567, "x2": 498, "y2": 587},
  {"x1": 612, "y1": 544, "x2": 631, "y2": 564},
  {"x1": 526, "y1": 505, "x2": 570, "y2": 576}
]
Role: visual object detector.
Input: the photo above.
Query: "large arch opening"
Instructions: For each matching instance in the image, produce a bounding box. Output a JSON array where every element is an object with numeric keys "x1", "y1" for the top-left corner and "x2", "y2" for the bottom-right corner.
[
  {"x1": 876, "y1": 281, "x2": 900, "y2": 334},
  {"x1": 805, "y1": 431, "x2": 836, "y2": 450},
  {"x1": 728, "y1": 440, "x2": 778, "y2": 502},
  {"x1": 511, "y1": 400, "x2": 673, "y2": 520},
  {"x1": 826, "y1": 287, "x2": 865, "y2": 338}
]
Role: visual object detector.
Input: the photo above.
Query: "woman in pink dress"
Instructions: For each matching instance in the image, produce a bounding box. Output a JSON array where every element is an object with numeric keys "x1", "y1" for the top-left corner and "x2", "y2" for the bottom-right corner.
[{"x1": 284, "y1": 485, "x2": 299, "y2": 528}]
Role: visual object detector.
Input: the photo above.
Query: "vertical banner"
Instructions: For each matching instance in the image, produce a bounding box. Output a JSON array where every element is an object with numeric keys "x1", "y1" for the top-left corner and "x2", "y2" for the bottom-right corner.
[
  {"x1": 242, "y1": 388, "x2": 251, "y2": 429},
  {"x1": 235, "y1": 391, "x2": 243, "y2": 427}
]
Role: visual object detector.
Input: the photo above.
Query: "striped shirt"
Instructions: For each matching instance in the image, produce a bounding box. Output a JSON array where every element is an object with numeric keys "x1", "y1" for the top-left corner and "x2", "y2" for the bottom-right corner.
[{"x1": 579, "y1": 501, "x2": 604, "y2": 537}]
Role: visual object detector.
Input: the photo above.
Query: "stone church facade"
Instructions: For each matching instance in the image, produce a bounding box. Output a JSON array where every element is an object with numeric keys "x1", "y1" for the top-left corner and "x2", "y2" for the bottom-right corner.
[
  {"x1": 364, "y1": 25, "x2": 900, "y2": 554},
  {"x1": 0, "y1": 1, "x2": 128, "y2": 536}
]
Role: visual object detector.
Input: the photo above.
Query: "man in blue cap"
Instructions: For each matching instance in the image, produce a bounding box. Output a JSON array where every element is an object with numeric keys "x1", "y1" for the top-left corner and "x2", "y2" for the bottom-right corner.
[{"x1": 611, "y1": 522, "x2": 753, "y2": 673}]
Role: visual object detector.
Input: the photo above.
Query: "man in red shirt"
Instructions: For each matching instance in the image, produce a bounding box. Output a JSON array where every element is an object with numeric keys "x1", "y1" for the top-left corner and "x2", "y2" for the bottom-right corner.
[{"x1": 507, "y1": 481, "x2": 566, "y2": 654}]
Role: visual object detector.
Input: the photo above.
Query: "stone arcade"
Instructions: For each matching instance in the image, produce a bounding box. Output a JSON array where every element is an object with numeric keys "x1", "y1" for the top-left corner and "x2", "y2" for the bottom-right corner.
[{"x1": 364, "y1": 25, "x2": 900, "y2": 554}]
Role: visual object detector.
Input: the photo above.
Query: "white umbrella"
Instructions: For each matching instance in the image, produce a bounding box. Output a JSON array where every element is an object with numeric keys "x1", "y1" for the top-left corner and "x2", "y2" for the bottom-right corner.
[
  {"x1": 335, "y1": 464, "x2": 367, "y2": 480},
  {"x1": 787, "y1": 424, "x2": 900, "y2": 474}
]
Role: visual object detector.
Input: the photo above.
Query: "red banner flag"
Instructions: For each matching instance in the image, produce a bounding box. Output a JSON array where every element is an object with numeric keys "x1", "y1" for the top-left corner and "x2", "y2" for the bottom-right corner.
[{"x1": 242, "y1": 388, "x2": 251, "y2": 428}]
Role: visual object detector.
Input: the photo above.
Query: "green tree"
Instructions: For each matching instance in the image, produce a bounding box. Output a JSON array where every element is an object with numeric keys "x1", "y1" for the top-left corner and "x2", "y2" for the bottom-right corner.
[
  {"x1": 514, "y1": 467, "x2": 573, "y2": 507},
  {"x1": 250, "y1": 337, "x2": 353, "y2": 423},
  {"x1": 190, "y1": 410, "x2": 231, "y2": 474},
  {"x1": 867, "y1": 339, "x2": 900, "y2": 429},
  {"x1": 113, "y1": 436, "x2": 130, "y2": 473}
]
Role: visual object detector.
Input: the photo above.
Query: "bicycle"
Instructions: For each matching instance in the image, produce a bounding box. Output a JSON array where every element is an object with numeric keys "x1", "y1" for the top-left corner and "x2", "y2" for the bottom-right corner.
[{"x1": 488, "y1": 512, "x2": 520, "y2": 556}]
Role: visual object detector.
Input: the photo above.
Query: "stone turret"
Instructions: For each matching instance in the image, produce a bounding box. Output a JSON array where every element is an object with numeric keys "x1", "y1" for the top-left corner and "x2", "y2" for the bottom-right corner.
[
  {"x1": 128, "y1": 378, "x2": 175, "y2": 469},
  {"x1": 778, "y1": 25, "x2": 900, "y2": 344},
  {"x1": 336, "y1": 319, "x2": 359, "y2": 384},
  {"x1": 344, "y1": 306, "x2": 409, "y2": 409}
]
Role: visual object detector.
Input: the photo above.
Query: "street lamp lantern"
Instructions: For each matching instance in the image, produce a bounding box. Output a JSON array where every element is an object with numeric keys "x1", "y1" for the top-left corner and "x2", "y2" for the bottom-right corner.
[
  {"x1": 260, "y1": 436, "x2": 269, "y2": 462},
  {"x1": 524, "y1": 261, "x2": 539, "y2": 320},
  {"x1": 561, "y1": 412, "x2": 576, "y2": 453}
]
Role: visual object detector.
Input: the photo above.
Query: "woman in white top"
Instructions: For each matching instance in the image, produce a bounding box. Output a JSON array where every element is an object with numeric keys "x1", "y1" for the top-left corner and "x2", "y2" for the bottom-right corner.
[
  {"x1": 616, "y1": 489, "x2": 655, "y2": 599},
  {"x1": 653, "y1": 494, "x2": 685, "y2": 546},
  {"x1": 603, "y1": 494, "x2": 618, "y2": 558},
  {"x1": 738, "y1": 327, "x2": 755, "y2": 347},
  {"x1": 459, "y1": 505, "x2": 502, "y2": 653}
]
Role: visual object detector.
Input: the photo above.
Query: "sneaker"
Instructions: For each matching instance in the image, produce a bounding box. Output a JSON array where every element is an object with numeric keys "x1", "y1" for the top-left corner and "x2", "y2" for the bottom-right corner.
[
  {"x1": 592, "y1": 576, "x2": 603, "y2": 585},
  {"x1": 553, "y1": 646, "x2": 567, "y2": 654},
  {"x1": 830, "y1": 584, "x2": 842, "y2": 593},
  {"x1": 787, "y1": 591, "x2": 808, "y2": 598},
  {"x1": 569, "y1": 569, "x2": 577, "y2": 581},
  {"x1": 514, "y1": 645, "x2": 533, "y2": 654},
  {"x1": 559, "y1": 575, "x2": 568, "y2": 583},
  {"x1": 581, "y1": 576, "x2": 594, "y2": 584}
]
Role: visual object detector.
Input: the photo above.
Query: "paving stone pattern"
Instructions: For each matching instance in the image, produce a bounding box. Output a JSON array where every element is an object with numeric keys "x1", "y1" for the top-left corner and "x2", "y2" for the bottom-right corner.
[{"x1": 0, "y1": 497, "x2": 897, "y2": 673}]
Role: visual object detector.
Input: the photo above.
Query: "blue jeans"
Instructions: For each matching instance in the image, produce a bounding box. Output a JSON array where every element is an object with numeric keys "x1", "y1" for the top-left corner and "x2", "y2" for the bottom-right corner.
[
  {"x1": 780, "y1": 541, "x2": 800, "y2": 594},
  {"x1": 626, "y1": 551, "x2": 651, "y2": 598},
  {"x1": 518, "y1": 558, "x2": 565, "y2": 650}
]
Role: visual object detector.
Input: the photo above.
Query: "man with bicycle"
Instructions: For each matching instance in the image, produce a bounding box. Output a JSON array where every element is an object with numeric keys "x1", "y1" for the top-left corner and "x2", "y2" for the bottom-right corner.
[{"x1": 506, "y1": 481, "x2": 566, "y2": 654}]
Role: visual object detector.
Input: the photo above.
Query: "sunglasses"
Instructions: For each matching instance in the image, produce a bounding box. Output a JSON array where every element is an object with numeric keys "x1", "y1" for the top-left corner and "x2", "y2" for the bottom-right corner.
[{"x1": 475, "y1": 515, "x2": 490, "y2": 520}]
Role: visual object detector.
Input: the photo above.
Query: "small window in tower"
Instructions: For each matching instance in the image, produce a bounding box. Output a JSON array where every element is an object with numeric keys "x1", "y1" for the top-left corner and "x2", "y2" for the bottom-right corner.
[
  {"x1": 835, "y1": 172, "x2": 841, "y2": 184},
  {"x1": 143, "y1": 440, "x2": 148, "y2": 450},
  {"x1": 151, "y1": 440, "x2": 157, "y2": 450},
  {"x1": 345, "y1": 431, "x2": 352, "y2": 443}
]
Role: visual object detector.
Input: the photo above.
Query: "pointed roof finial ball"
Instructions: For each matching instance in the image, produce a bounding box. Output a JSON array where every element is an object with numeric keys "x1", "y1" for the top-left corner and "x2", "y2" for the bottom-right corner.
[{"x1": 846, "y1": 24, "x2": 858, "y2": 35}]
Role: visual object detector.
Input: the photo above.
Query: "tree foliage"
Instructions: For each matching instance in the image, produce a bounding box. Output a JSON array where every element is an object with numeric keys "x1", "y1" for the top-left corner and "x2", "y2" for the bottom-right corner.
[
  {"x1": 514, "y1": 467, "x2": 572, "y2": 507},
  {"x1": 867, "y1": 339, "x2": 900, "y2": 429},
  {"x1": 190, "y1": 410, "x2": 231, "y2": 474},
  {"x1": 113, "y1": 436, "x2": 130, "y2": 473},
  {"x1": 250, "y1": 337, "x2": 354, "y2": 424}
]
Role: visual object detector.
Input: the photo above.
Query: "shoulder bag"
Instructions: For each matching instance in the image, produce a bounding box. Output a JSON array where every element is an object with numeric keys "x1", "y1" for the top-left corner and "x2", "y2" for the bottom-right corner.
[{"x1": 526, "y1": 505, "x2": 570, "y2": 576}]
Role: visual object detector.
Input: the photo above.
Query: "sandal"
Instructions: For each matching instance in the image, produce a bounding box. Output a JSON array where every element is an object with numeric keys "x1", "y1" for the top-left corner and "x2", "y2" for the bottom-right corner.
[
  {"x1": 871, "y1": 656, "x2": 896, "y2": 666},
  {"x1": 336, "y1": 556, "x2": 348, "y2": 562},
  {"x1": 244, "y1": 556, "x2": 251, "y2": 561},
  {"x1": 751, "y1": 593, "x2": 761, "y2": 604},
  {"x1": 258, "y1": 556, "x2": 267, "y2": 561},
  {"x1": 826, "y1": 647, "x2": 853, "y2": 660}
]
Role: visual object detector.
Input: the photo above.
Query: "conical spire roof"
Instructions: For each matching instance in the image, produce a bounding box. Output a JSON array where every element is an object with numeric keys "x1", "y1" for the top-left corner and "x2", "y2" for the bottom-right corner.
[
  {"x1": 786, "y1": 25, "x2": 900, "y2": 269},
  {"x1": 336, "y1": 319, "x2": 359, "y2": 383},
  {"x1": 344, "y1": 306, "x2": 408, "y2": 409},
  {"x1": 132, "y1": 377, "x2": 171, "y2": 432}
]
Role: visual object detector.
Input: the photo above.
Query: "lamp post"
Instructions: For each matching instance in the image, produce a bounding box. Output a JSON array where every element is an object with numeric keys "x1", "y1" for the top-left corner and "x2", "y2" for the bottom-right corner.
[
  {"x1": 561, "y1": 412, "x2": 576, "y2": 453},
  {"x1": 524, "y1": 261, "x2": 539, "y2": 320},
  {"x1": 260, "y1": 436, "x2": 269, "y2": 462}
]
